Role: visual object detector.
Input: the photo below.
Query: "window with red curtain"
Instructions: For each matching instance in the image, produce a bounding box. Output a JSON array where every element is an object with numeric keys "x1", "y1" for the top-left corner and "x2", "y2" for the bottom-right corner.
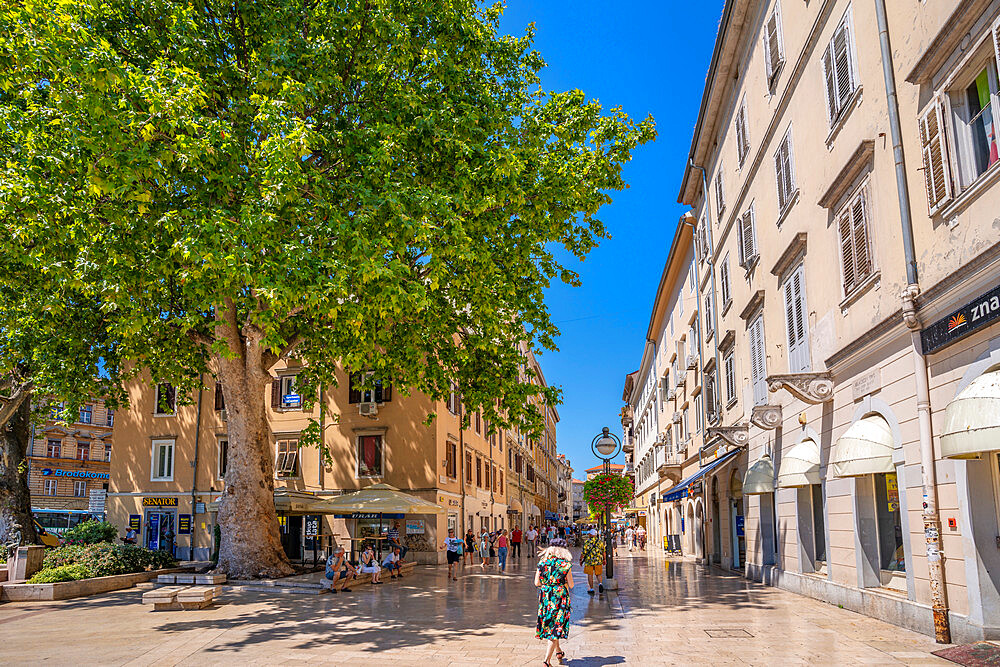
[{"x1": 358, "y1": 435, "x2": 383, "y2": 477}]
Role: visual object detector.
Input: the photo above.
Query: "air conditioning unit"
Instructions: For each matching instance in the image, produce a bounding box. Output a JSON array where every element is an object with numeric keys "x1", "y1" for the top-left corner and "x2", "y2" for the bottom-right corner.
[
  {"x1": 219, "y1": 409, "x2": 228, "y2": 422},
  {"x1": 359, "y1": 402, "x2": 378, "y2": 417}
]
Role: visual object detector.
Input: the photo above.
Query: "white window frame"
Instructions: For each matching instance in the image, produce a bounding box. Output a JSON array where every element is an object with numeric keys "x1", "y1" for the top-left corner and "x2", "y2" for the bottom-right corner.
[
  {"x1": 763, "y1": 2, "x2": 785, "y2": 88},
  {"x1": 715, "y1": 166, "x2": 726, "y2": 217},
  {"x1": 154, "y1": 383, "x2": 176, "y2": 416},
  {"x1": 724, "y1": 350, "x2": 737, "y2": 407},
  {"x1": 822, "y1": 7, "x2": 860, "y2": 126},
  {"x1": 750, "y1": 315, "x2": 768, "y2": 406},
  {"x1": 356, "y1": 432, "x2": 386, "y2": 479},
  {"x1": 47, "y1": 439, "x2": 61, "y2": 458},
  {"x1": 736, "y1": 96, "x2": 750, "y2": 166},
  {"x1": 737, "y1": 204, "x2": 758, "y2": 268},
  {"x1": 79, "y1": 404, "x2": 93, "y2": 424},
  {"x1": 279, "y1": 375, "x2": 300, "y2": 409},
  {"x1": 151, "y1": 439, "x2": 175, "y2": 482},
  {"x1": 837, "y1": 183, "x2": 876, "y2": 297},
  {"x1": 73, "y1": 480, "x2": 86, "y2": 498},
  {"x1": 720, "y1": 254, "x2": 732, "y2": 308},
  {"x1": 44, "y1": 479, "x2": 57, "y2": 496},
  {"x1": 103, "y1": 442, "x2": 111, "y2": 462},
  {"x1": 704, "y1": 293, "x2": 714, "y2": 340},
  {"x1": 217, "y1": 436, "x2": 229, "y2": 480},
  {"x1": 76, "y1": 441, "x2": 90, "y2": 461},
  {"x1": 783, "y1": 264, "x2": 811, "y2": 372},
  {"x1": 774, "y1": 127, "x2": 797, "y2": 214},
  {"x1": 275, "y1": 438, "x2": 300, "y2": 478},
  {"x1": 695, "y1": 395, "x2": 703, "y2": 434}
]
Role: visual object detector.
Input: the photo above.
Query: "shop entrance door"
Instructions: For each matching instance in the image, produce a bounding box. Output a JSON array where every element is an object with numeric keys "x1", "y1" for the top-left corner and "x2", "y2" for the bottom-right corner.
[
  {"x1": 279, "y1": 515, "x2": 303, "y2": 561},
  {"x1": 145, "y1": 510, "x2": 176, "y2": 555},
  {"x1": 730, "y1": 500, "x2": 745, "y2": 570}
]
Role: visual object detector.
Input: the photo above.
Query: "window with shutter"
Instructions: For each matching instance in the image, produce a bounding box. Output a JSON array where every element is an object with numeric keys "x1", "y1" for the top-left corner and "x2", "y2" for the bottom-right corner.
[
  {"x1": 715, "y1": 168, "x2": 726, "y2": 216},
  {"x1": 720, "y1": 255, "x2": 732, "y2": 306},
  {"x1": 704, "y1": 294, "x2": 714, "y2": 339},
  {"x1": 155, "y1": 383, "x2": 176, "y2": 415},
  {"x1": 763, "y1": 5, "x2": 785, "y2": 87},
  {"x1": 783, "y1": 265, "x2": 810, "y2": 372},
  {"x1": 738, "y1": 206, "x2": 758, "y2": 268},
  {"x1": 275, "y1": 439, "x2": 300, "y2": 478},
  {"x1": 838, "y1": 186, "x2": 874, "y2": 295},
  {"x1": 775, "y1": 128, "x2": 796, "y2": 212},
  {"x1": 214, "y1": 382, "x2": 225, "y2": 410},
  {"x1": 919, "y1": 98, "x2": 954, "y2": 214},
  {"x1": 822, "y1": 15, "x2": 858, "y2": 124},
  {"x1": 724, "y1": 350, "x2": 737, "y2": 406},
  {"x1": 750, "y1": 315, "x2": 768, "y2": 405},
  {"x1": 736, "y1": 99, "x2": 750, "y2": 166}
]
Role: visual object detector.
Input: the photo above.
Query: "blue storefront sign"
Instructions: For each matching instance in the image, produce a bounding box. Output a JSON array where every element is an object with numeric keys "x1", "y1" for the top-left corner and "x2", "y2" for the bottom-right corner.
[
  {"x1": 333, "y1": 513, "x2": 405, "y2": 519},
  {"x1": 735, "y1": 515, "x2": 745, "y2": 537},
  {"x1": 40, "y1": 468, "x2": 109, "y2": 480},
  {"x1": 147, "y1": 513, "x2": 160, "y2": 550}
]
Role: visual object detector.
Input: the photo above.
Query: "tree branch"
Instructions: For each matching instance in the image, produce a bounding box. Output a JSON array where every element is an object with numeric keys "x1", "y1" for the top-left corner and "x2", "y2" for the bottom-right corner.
[{"x1": 0, "y1": 380, "x2": 34, "y2": 430}]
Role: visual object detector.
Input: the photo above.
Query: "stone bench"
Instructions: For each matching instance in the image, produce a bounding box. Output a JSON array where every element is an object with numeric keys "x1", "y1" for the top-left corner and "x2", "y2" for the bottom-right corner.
[
  {"x1": 157, "y1": 573, "x2": 226, "y2": 585},
  {"x1": 319, "y1": 560, "x2": 416, "y2": 591},
  {"x1": 143, "y1": 584, "x2": 222, "y2": 610}
]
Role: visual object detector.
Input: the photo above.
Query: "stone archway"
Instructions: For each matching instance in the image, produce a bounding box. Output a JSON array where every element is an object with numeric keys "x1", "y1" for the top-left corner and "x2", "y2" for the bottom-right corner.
[{"x1": 694, "y1": 500, "x2": 705, "y2": 561}]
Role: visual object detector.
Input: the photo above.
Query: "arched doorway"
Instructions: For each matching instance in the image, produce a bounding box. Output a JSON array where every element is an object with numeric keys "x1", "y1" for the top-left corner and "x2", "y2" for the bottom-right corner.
[
  {"x1": 730, "y1": 470, "x2": 745, "y2": 570},
  {"x1": 694, "y1": 501, "x2": 705, "y2": 561},
  {"x1": 685, "y1": 502, "x2": 695, "y2": 555}
]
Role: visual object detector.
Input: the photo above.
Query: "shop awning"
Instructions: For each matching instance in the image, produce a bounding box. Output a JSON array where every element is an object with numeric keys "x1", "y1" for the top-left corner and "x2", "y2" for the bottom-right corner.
[
  {"x1": 662, "y1": 447, "x2": 741, "y2": 502},
  {"x1": 743, "y1": 454, "x2": 774, "y2": 495},
  {"x1": 508, "y1": 498, "x2": 523, "y2": 512},
  {"x1": 316, "y1": 483, "x2": 445, "y2": 515},
  {"x1": 941, "y1": 369, "x2": 1000, "y2": 459},
  {"x1": 777, "y1": 439, "x2": 821, "y2": 488},
  {"x1": 206, "y1": 488, "x2": 333, "y2": 514},
  {"x1": 830, "y1": 414, "x2": 894, "y2": 477}
]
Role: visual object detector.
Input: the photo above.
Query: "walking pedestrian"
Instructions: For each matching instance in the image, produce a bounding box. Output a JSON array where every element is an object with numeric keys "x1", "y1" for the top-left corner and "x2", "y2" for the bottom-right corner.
[
  {"x1": 497, "y1": 529, "x2": 509, "y2": 573},
  {"x1": 580, "y1": 528, "x2": 605, "y2": 594},
  {"x1": 535, "y1": 538, "x2": 573, "y2": 666},
  {"x1": 637, "y1": 525, "x2": 647, "y2": 550},
  {"x1": 479, "y1": 528, "x2": 491, "y2": 569},
  {"x1": 526, "y1": 525, "x2": 538, "y2": 558},
  {"x1": 464, "y1": 527, "x2": 476, "y2": 566},
  {"x1": 511, "y1": 525, "x2": 522, "y2": 559},
  {"x1": 442, "y1": 528, "x2": 463, "y2": 581},
  {"x1": 625, "y1": 525, "x2": 635, "y2": 552}
]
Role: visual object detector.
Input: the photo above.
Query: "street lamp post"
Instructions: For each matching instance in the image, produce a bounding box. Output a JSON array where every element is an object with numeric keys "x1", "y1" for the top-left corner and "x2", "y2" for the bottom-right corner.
[{"x1": 591, "y1": 426, "x2": 621, "y2": 588}]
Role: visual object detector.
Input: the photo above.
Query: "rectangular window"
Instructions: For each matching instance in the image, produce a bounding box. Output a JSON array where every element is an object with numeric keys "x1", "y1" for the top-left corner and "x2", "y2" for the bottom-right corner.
[
  {"x1": 715, "y1": 167, "x2": 726, "y2": 217},
  {"x1": 695, "y1": 395, "x2": 703, "y2": 434},
  {"x1": 47, "y1": 439, "x2": 61, "y2": 458},
  {"x1": 515, "y1": 453, "x2": 523, "y2": 475},
  {"x1": 77, "y1": 441, "x2": 90, "y2": 461},
  {"x1": 274, "y1": 375, "x2": 300, "y2": 409},
  {"x1": 466, "y1": 451, "x2": 473, "y2": 483},
  {"x1": 774, "y1": 128, "x2": 796, "y2": 213},
  {"x1": 822, "y1": 11, "x2": 858, "y2": 125},
  {"x1": 275, "y1": 439, "x2": 300, "y2": 478},
  {"x1": 720, "y1": 255, "x2": 732, "y2": 307},
  {"x1": 492, "y1": 464, "x2": 498, "y2": 492},
  {"x1": 704, "y1": 294, "x2": 714, "y2": 340},
  {"x1": 154, "y1": 383, "x2": 176, "y2": 415},
  {"x1": 476, "y1": 457, "x2": 482, "y2": 487},
  {"x1": 348, "y1": 372, "x2": 392, "y2": 404},
  {"x1": 682, "y1": 408, "x2": 689, "y2": 440},
  {"x1": 448, "y1": 384, "x2": 458, "y2": 414},
  {"x1": 151, "y1": 439, "x2": 174, "y2": 481},
  {"x1": 356, "y1": 435, "x2": 383, "y2": 477},
  {"x1": 750, "y1": 315, "x2": 768, "y2": 406},
  {"x1": 737, "y1": 205, "x2": 758, "y2": 268},
  {"x1": 73, "y1": 480, "x2": 86, "y2": 498},
  {"x1": 446, "y1": 441, "x2": 457, "y2": 479},
  {"x1": 874, "y1": 472, "x2": 905, "y2": 572},
  {"x1": 838, "y1": 186, "x2": 874, "y2": 296},
  {"x1": 812, "y1": 483, "x2": 827, "y2": 564},
  {"x1": 44, "y1": 479, "x2": 57, "y2": 496},
  {"x1": 724, "y1": 350, "x2": 737, "y2": 406},
  {"x1": 103, "y1": 442, "x2": 112, "y2": 462},
  {"x1": 106, "y1": 408, "x2": 115, "y2": 427},
  {"x1": 736, "y1": 98, "x2": 750, "y2": 166},
  {"x1": 705, "y1": 373, "x2": 718, "y2": 422},
  {"x1": 218, "y1": 438, "x2": 229, "y2": 479},
  {"x1": 79, "y1": 404, "x2": 93, "y2": 424},
  {"x1": 763, "y1": 3, "x2": 785, "y2": 87},
  {"x1": 214, "y1": 382, "x2": 225, "y2": 411},
  {"x1": 783, "y1": 264, "x2": 811, "y2": 372},
  {"x1": 475, "y1": 411, "x2": 481, "y2": 434},
  {"x1": 920, "y1": 96, "x2": 954, "y2": 213}
]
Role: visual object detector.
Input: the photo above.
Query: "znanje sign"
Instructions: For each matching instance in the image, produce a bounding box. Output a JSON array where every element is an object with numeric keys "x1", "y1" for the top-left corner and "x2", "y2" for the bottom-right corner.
[{"x1": 922, "y1": 284, "x2": 1000, "y2": 354}]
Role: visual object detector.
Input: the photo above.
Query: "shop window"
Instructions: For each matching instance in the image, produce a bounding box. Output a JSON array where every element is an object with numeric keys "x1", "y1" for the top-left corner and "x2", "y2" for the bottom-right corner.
[
  {"x1": 151, "y1": 439, "x2": 174, "y2": 481},
  {"x1": 348, "y1": 372, "x2": 392, "y2": 404},
  {"x1": 73, "y1": 480, "x2": 86, "y2": 497},
  {"x1": 446, "y1": 441, "x2": 457, "y2": 479},
  {"x1": 77, "y1": 441, "x2": 90, "y2": 461},
  {"x1": 154, "y1": 383, "x2": 176, "y2": 415},
  {"x1": 217, "y1": 438, "x2": 229, "y2": 479},
  {"x1": 811, "y1": 483, "x2": 827, "y2": 565},
  {"x1": 874, "y1": 472, "x2": 905, "y2": 573},
  {"x1": 357, "y1": 435, "x2": 383, "y2": 478},
  {"x1": 44, "y1": 479, "x2": 57, "y2": 496},
  {"x1": 275, "y1": 439, "x2": 300, "y2": 478},
  {"x1": 47, "y1": 439, "x2": 61, "y2": 458},
  {"x1": 79, "y1": 404, "x2": 92, "y2": 424}
]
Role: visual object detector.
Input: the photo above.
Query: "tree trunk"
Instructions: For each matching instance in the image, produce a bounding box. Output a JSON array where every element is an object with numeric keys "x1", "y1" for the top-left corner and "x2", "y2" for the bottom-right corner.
[
  {"x1": 212, "y1": 336, "x2": 293, "y2": 579},
  {"x1": 0, "y1": 397, "x2": 38, "y2": 548}
]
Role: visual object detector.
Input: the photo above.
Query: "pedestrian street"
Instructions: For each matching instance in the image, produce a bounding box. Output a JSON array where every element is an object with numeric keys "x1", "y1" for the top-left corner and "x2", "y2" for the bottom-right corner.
[{"x1": 0, "y1": 548, "x2": 953, "y2": 666}]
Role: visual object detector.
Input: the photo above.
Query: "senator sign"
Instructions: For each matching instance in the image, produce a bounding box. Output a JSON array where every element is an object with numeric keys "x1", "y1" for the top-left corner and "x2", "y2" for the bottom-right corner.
[
  {"x1": 922, "y1": 284, "x2": 1000, "y2": 355},
  {"x1": 40, "y1": 468, "x2": 109, "y2": 480},
  {"x1": 142, "y1": 497, "x2": 179, "y2": 507}
]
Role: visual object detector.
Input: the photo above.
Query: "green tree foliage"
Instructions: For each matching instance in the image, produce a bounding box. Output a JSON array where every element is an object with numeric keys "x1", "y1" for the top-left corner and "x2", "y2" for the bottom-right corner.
[
  {"x1": 0, "y1": 0, "x2": 654, "y2": 577},
  {"x1": 61, "y1": 520, "x2": 118, "y2": 545}
]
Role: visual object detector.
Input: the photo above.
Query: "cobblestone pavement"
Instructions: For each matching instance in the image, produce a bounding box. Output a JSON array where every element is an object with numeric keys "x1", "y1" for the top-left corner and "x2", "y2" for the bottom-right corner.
[{"x1": 0, "y1": 549, "x2": 953, "y2": 665}]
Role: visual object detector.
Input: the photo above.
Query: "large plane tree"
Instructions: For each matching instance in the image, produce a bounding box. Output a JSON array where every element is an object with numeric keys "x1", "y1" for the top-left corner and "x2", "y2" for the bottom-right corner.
[{"x1": 0, "y1": 0, "x2": 654, "y2": 578}]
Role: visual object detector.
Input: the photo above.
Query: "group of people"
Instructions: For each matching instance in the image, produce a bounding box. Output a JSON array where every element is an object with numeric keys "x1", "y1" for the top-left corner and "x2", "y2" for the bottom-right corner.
[
  {"x1": 620, "y1": 523, "x2": 647, "y2": 551},
  {"x1": 323, "y1": 520, "x2": 411, "y2": 593}
]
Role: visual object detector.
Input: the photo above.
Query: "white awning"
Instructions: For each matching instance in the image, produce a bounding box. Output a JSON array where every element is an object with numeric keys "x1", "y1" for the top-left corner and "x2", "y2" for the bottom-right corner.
[
  {"x1": 830, "y1": 414, "x2": 894, "y2": 477},
  {"x1": 742, "y1": 454, "x2": 774, "y2": 495},
  {"x1": 777, "y1": 439, "x2": 821, "y2": 488},
  {"x1": 941, "y1": 369, "x2": 1000, "y2": 458}
]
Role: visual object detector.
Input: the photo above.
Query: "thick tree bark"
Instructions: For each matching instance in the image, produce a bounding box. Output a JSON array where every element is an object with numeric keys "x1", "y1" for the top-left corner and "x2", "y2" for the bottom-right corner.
[
  {"x1": 1, "y1": 397, "x2": 39, "y2": 548},
  {"x1": 212, "y1": 329, "x2": 293, "y2": 579}
]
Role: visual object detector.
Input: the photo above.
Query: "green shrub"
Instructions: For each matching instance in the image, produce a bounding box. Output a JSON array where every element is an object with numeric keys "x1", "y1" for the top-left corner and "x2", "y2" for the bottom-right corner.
[
  {"x1": 41, "y1": 543, "x2": 178, "y2": 577},
  {"x1": 61, "y1": 520, "x2": 117, "y2": 545},
  {"x1": 42, "y1": 544, "x2": 95, "y2": 570},
  {"x1": 28, "y1": 564, "x2": 91, "y2": 583}
]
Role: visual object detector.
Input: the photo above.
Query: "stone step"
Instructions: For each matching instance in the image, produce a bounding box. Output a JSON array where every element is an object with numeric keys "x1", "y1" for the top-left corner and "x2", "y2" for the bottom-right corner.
[{"x1": 232, "y1": 584, "x2": 324, "y2": 595}]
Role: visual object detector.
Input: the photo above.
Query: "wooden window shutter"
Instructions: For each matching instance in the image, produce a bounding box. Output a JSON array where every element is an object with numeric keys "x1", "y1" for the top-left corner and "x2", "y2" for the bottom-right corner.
[
  {"x1": 833, "y1": 23, "x2": 853, "y2": 111},
  {"x1": 271, "y1": 379, "x2": 281, "y2": 408},
  {"x1": 720, "y1": 258, "x2": 731, "y2": 304},
  {"x1": 822, "y1": 44, "x2": 838, "y2": 122},
  {"x1": 784, "y1": 266, "x2": 809, "y2": 372},
  {"x1": 736, "y1": 102, "x2": 750, "y2": 165},
  {"x1": 919, "y1": 98, "x2": 953, "y2": 214},
  {"x1": 739, "y1": 208, "x2": 756, "y2": 266},
  {"x1": 381, "y1": 381, "x2": 392, "y2": 402},
  {"x1": 348, "y1": 373, "x2": 362, "y2": 404},
  {"x1": 764, "y1": 10, "x2": 782, "y2": 84},
  {"x1": 775, "y1": 142, "x2": 787, "y2": 210},
  {"x1": 715, "y1": 170, "x2": 725, "y2": 216},
  {"x1": 852, "y1": 192, "x2": 872, "y2": 282},
  {"x1": 750, "y1": 317, "x2": 767, "y2": 405},
  {"x1": 839, "y1": 207, "x2": 856, "y2": 293},
  {"x1": 214, "y1": 382, "x2": 225, "y2": 410}
]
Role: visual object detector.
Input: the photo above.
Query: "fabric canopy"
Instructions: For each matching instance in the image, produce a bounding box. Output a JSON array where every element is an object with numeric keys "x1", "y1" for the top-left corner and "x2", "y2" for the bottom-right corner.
[
  {"x1": 316, "y1": 483, "x2": 445, "y2": 515},
  {"x1": 831, "y1": 414, "x2": 894, "y2": 477},
  {"x1": 777, "y1": 439, "x2": 822, "y2": 488},
  {"x1": 941, "y1": 369, "x2": 1000, "y2": 459},
  {"x1": 742, "y1": 454, "x2": 774, "y2": 495},
  {"x1": 662, "y1": 447, "x2": 741, "y2": 502},
  {"x1": 206, "y1": 488, "x2": 332, "y2": 514},
  {"x1": 508, "y1": 498, "x2": 523, "y2": 512}
]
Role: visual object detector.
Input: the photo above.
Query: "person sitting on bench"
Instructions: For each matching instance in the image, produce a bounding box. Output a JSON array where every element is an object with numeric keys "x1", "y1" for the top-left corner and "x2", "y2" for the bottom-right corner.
[
  {"x1": 385, "y1": 521, "x2": 409, "y2": 560},
  {"x1": 325, "y1": 546, "x2": 357, "y2": 593},
  {"x1": 358, "y1": 543, "x2": 382, "y2": 584},
  {"x1": 382, "y1": 546, "x2": 404, "y2": 579}
]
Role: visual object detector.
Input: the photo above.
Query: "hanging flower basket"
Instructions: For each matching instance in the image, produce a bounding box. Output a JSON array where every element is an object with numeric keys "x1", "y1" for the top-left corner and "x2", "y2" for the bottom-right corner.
[{"x1": 583, "y1": 473, "x2": 634, "y2": 516}]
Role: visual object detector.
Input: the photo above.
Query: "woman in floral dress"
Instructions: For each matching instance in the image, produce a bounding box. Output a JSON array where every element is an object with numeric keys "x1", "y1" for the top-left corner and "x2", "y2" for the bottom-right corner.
[{"x1": 534, "y1": 538, "x2": 574, "y2": 666}]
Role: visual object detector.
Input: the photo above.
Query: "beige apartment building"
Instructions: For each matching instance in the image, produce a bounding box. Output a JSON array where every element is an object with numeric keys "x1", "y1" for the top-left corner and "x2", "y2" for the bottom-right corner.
[
  {"x1": 108, "y1": 355, "x2": 558, "y2": 564},
  {"x1": 636, "y1": 0, "x2": 1000, "y2": 643}
]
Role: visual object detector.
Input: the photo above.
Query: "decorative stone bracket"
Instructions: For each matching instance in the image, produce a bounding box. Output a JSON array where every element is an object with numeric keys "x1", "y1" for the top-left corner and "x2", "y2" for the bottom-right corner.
[
  {"x1": 766, "y1": 372, "x2": 835, "y2": 404},
  {"x1": 657, "y1": 460, "x2": 683, "y2": 483},
  {"x1": 706, "y1": 424, "x2": 749, "y2": 448},
  {"x1": 750, "y1": 404, "x2": 783, "y2": 430}
]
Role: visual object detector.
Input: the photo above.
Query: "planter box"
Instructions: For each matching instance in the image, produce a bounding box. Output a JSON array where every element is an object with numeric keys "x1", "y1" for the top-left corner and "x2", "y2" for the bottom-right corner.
[{"x1": 0, "y1": 567, "x2": 186, "y2": 602}]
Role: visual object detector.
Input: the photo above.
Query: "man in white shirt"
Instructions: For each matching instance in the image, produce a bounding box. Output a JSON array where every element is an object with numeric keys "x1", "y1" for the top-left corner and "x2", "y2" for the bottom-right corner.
[
  {"x1": 382, "y1": 546, "x2": 403, "y2": 579},
  {"x1": 526, "y1": 525, "x2": 539, "y2": 558},
  {"x1": 625, "y1": 526, "x2": 635, "y2": 552}
]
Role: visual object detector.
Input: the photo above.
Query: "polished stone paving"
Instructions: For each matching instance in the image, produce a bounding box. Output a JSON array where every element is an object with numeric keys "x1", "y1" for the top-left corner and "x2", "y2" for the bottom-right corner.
[{"x1": 0, "y1": 549, "x2": 955, "y2": 665}]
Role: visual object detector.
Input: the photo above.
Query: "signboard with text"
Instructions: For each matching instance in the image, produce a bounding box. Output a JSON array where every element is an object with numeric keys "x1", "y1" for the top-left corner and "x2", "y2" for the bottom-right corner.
[
  {"x1": 143, "y1": 497, "x2": 178, "y2": 507},
  {"x1": 128, "y1": 515, "x2": 141, "y2": 531},
  {"x1": 177, "y1": 514, "x2": 192, "y2": 535},
  {"x1": 922, "y1": 284, "x2": 1000, "y2": 354}
]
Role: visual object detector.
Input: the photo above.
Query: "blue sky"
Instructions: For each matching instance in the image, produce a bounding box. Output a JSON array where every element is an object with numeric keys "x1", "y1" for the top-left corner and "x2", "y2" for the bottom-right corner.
[{"x1": 497, "y1": 2, "x2": 723, "y2": 477}]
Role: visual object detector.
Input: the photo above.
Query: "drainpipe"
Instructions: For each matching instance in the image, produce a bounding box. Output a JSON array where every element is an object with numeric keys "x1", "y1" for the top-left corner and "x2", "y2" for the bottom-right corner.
[
  {"x1": 318, "y1": 382, "x2": 324, "y2": 488},
  {"x1": 874, "y1": 0, "x2": 950, "y2": 643},
  {"x1": 190, "y1": 374, "x2": 204, "y2": 560}
]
